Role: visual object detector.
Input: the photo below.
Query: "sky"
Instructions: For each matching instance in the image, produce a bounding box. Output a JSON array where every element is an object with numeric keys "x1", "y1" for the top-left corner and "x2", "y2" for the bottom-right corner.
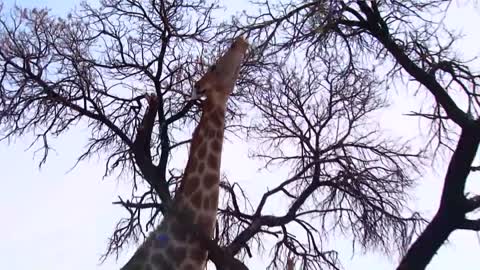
[{"x1": 0, "y1": 0, "x2": 479, "y2": 270}]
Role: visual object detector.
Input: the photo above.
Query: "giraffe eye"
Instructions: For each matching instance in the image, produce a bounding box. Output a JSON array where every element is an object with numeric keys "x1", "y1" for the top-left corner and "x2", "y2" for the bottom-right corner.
[{"x1": 209, "y1": 64, "x2": 217, "y2": 72}]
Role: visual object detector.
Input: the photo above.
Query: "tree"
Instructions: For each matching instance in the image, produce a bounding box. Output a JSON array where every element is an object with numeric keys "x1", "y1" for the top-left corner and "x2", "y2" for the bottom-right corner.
[
  {"x1": 227, "y1": 0, "x2": 480, "y2": 269},
  {"x1": 0, "y1": 0, "x2": 429, "y2": 269}
]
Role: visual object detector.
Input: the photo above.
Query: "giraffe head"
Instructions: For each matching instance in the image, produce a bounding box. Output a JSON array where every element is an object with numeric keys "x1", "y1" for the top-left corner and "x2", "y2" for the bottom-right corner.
[{"x1": 193, "y1": 36, "x2": 249, "y2": 106}]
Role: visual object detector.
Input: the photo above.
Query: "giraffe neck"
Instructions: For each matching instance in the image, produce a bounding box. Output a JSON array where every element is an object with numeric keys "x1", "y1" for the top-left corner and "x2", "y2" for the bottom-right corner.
[
  {"x1": 120, "y1": 101, "x2": 228, "y2": 270},
  {"x1": 177, "y1": 99, "x2": 227, "y2": 234},
  {"x1": 161, "y1": 99, "x2": 227, "y2": 269}
]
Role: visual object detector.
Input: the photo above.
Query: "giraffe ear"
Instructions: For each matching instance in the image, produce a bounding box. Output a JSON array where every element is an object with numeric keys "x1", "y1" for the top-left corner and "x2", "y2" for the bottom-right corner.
[
  {"x1": 190, "y1": 85, "x2": 200, "y2": 100},
  {"x1": 190, "y1": 84, "x2": 207, "y2": 101}
]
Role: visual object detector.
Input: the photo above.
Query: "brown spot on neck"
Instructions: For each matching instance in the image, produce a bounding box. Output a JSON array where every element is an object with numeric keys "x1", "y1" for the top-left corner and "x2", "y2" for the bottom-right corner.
[
  {"x1": 190, "y1": 191, "x2": 203, "y2": 207},
  {"x1": 196, "y1": 143, "x2": 207, "y2": 158},
  {"x1": 208, "y1": 108, "x2": 226, "y2": 128},
  {"x1": 151, "y1": 253, "x2": 174, "y2": 270},
  {"x1": 196, "y1": 214, "x2": 215, "y2": 236},
  {"x1": 203, "y1": 172, "x2": 219, "y2": 189},
  {"x1": 166, "y1": 246, "x2": 187, "y2": 266},
  {"x1": 189, "y1": 244, "x2": 207, "y2": 263},
  {"x1": 180, "y1": 176, "x2": 199, "y2": 196},
  {"x1": 207, "y1": 153, "x2": 220, "y2": 170},
  {"x1": 211, "y1": 139, "x2": 222, "y2": 152}
]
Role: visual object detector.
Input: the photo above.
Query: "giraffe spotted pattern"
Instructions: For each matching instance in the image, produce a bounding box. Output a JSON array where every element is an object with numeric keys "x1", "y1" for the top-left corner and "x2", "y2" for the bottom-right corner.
[{"x1": 120, "y1": 36, "x2": 249, "y2": 270}]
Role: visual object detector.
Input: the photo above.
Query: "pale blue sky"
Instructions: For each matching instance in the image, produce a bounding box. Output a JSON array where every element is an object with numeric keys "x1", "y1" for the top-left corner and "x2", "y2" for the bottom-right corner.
[{"x1": 1, "y1": 1, "x2": 479, "y2": 270}]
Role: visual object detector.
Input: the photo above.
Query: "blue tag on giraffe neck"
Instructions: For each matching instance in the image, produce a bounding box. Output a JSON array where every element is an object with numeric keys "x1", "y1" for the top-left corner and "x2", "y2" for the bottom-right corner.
[{"x1": 156, "y1": 234, "x2": 169, "y2": 248}]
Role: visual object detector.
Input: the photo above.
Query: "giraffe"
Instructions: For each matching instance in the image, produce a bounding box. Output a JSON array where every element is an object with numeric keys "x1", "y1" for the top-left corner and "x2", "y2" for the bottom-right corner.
[{"x1": 121, "y1": 36, "x2": 249, "y2": 270}]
